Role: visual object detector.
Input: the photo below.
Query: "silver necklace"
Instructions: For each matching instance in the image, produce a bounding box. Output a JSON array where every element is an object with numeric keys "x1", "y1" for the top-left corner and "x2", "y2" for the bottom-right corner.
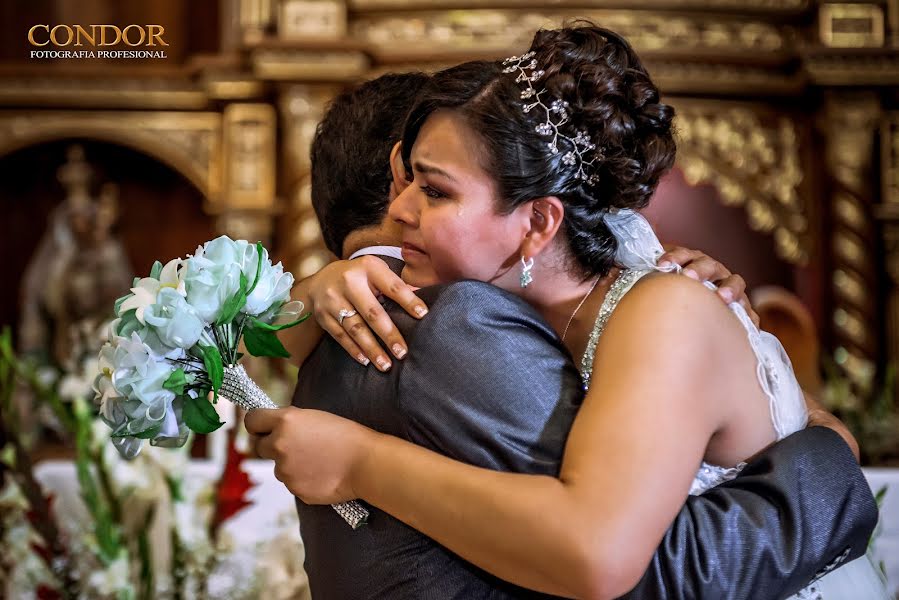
[{"x1": 561, "y1": 277, "x2": 601, "y2": 341}]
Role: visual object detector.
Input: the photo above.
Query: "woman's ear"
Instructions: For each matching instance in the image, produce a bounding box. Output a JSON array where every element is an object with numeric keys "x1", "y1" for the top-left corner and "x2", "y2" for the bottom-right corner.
[
  {"x1": 520, "y1": 197, "x2": 565, "y2": 259},
  {"x1": 389, "y1": 142, "x2": 411, "y2": 193}
]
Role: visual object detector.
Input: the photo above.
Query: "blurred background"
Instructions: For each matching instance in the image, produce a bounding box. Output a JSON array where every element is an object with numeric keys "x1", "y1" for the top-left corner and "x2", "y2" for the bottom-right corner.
[{"x1": 0, "y1": 0, "x2": 898, "y2": 598}]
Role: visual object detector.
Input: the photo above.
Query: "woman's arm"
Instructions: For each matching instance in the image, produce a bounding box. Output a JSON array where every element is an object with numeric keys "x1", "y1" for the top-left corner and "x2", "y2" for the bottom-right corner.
[
  {"x1": 365, "y1": 275, "x2": 736, "y2": 597},
  {"x1": 250, "y1": 275, "x2": 742, "y2": 599}
]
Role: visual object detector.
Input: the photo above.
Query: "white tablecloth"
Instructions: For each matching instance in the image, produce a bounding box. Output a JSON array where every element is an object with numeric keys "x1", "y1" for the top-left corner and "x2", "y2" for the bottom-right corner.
[{"x1": 32, "y1": 461, "x2": 899, "y2": 597}]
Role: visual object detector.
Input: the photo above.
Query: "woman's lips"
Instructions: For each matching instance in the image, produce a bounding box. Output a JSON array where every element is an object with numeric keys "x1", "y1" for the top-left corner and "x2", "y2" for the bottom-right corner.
[{"x1": 401, "y1": 242, "x2": 426, "y2": 260}]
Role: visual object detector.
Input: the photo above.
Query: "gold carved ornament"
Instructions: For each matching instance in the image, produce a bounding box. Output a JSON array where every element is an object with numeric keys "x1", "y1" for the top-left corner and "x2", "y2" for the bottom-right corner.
[
  {"x1": 0, "y1": 111, "x2": 221, "y2": 202},
  {"x1": 278, "y1": 86, "x2": 339, "y2": 278},
  {"x1": 351, "y1": 10, "x2": 785, "y2": 61},
  {"x1": 824, "y1": 95, "x2": 882, "y2": 395},
  {"x1": 674, "y1": 104, "x2": 807, "y2": 266}
]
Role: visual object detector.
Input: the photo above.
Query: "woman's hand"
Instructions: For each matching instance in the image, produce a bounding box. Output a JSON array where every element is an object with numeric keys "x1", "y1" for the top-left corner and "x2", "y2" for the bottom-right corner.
[
  {"x1": 302, "y1": 256, "x2": 429, "y2": 371},
  {"x1": 244, "y1": 407, "x2": 375, "y2": 504},
  {"x1": 658, "y1": 246, "x2": 759, "y2": 326}
]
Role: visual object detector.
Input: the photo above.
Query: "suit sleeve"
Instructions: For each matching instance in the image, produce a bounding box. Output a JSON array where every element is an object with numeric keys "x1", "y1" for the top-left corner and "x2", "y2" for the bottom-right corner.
[{"x1": 621, "y1": 426, "x2": 879, "y2": 600}]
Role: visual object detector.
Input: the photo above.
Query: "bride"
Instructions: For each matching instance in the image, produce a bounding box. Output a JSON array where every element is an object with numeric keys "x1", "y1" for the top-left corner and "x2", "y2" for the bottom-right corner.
[{"x1": 249, "y1": 24, "x2": 887, "y2": 599}]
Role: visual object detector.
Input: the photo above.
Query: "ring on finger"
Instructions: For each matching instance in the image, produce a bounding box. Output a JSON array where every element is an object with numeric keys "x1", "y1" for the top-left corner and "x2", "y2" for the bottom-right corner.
[{"x1": 337, "y1": 308, "x2": 358, "y2": 326}]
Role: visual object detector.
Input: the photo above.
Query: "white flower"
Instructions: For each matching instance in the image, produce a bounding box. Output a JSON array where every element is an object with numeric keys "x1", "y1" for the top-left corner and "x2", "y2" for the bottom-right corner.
[
  {"x1": 143, "y1": 288, "x2": 206, "y2": 349},
  {"x1": 109, "y1": 312, "x2": 184, "y2": 362},
  {"x1": 120, "y1": 258, "x2": 185, "y2": 323},
  {"x1": 94, "y1": 341, "x2": 123, "y2": 419},
  {"x1": 185, "y1": 236, "x2": 296, "y2": 320},
  {"x1": 243, "y1": 259, "x2": 294, "y2": 316},
  {"x1": 183, "y1": 236, "x2": 246, "y2": 323},
  {"x1": 87, "y1": 553, "x2": 132, "y2": 596},
  {"x1": 107, "y1": 332, "x2": 177, "y2": 434}
]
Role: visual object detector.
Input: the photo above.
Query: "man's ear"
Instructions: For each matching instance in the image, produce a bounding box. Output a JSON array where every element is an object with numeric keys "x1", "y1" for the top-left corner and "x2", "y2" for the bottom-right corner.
[
  {"x1": 389, "y1": 141, "x2": 411, "y2": 193},
  {"x1": 519, "y1": 197, "x2": 565, "y2": 259}
]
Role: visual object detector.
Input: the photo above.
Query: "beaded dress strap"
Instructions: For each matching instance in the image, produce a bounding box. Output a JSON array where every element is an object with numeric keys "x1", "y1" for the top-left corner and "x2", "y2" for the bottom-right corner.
[{"x1": 579, "y1": 268, "x2": 654, "y2": 389}]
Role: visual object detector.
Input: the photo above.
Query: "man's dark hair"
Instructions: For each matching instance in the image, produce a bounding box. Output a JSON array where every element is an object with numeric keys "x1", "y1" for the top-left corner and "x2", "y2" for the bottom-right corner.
[{"x1": 310, "y1": 72, "x2": 430, "y2": 256}]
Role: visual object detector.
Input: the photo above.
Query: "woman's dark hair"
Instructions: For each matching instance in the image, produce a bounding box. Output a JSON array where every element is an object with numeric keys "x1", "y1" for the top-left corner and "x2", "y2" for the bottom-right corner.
[{"x1": 401, "y1": 23, "x2": 675, "y2": 278}]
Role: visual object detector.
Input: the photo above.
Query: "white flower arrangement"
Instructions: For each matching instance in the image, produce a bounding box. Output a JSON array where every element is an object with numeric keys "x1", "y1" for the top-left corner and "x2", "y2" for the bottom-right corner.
[
  {"x1": 92, "y1": 236, "x2": 369, "y2": 529},
  {"x1": 93, "y1": 236, "x2": 305, "y2": 459}
]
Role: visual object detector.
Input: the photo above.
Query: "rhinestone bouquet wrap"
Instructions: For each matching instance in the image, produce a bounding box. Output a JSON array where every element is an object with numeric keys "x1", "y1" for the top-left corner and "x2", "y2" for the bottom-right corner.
[
  {"x1": 222, "y1": 365, "x2": 370, "y2": 529},
  {"x1": 94, "y1": 236, "x2": 369, "y2": 531}
]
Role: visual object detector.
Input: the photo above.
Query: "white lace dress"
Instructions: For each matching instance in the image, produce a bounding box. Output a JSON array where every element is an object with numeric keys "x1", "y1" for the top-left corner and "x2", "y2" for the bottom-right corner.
[{"x1": 586, "y1": 210, "x2": 889, "y2": 599}]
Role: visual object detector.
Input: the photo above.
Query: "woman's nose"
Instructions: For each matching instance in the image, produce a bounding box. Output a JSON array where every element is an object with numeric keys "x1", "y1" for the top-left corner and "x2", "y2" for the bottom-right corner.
[{"x1": 388, "y1": 182, "x2": 418, "y2": 227}]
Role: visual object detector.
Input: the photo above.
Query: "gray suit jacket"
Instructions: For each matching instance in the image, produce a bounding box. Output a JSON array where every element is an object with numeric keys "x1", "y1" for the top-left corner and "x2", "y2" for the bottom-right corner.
[{"x1": 293, "y1": 264, "x2": 876, "y2": 599}]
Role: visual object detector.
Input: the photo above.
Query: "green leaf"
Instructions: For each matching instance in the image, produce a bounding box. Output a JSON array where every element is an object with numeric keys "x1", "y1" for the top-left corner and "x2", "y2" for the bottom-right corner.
[
  {"x1": 133, "y1": 424, "x2": 163, "y2": 440},
  {"x1": 165, "y1": 474, "x2": 185, "y2": 503},
  {"x1": 246, "y1": 242, "x2": 265, "y2": 296},
  {"x1": 0, "y1": 445, "x2": 16, "y2": 468},
  {"x1": 198, "y1": 345, "x2": 224, "y2": 393},
  {"x1": 149, "y1": 260, "x2": 163, "y2": 280},
  {"x1": 115, "y1": 309, "x2": 141, "y2": 337},
  {"x1": 183, "y1": 395, "x2": 224, "y2": 434},
  {"x1": 163, "y1": 368, "x2": 190, "y2": 395},
  {"x1": 244, "y1": 326, "x2": 290, "y2": 358},
  {"x1": 216, "y1": 271, "x2": 249, "y2": 326},
  {"x1": 113, "y1": 292, "x2": 133, "y2": 316},
  {"x1": 249, "y1": 312, "x2": 311, "y2": 332}
]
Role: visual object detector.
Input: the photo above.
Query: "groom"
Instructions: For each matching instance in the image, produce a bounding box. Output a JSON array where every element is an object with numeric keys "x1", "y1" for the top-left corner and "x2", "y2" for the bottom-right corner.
[{"x1": 256, "y1": 73, "x2": 877, "y2": 599}]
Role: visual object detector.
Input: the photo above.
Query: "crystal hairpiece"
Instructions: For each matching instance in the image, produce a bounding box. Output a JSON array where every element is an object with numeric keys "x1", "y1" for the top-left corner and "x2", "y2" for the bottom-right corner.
[{"x1": 501, "y1": 51, "x2": 602, "y2": 185}]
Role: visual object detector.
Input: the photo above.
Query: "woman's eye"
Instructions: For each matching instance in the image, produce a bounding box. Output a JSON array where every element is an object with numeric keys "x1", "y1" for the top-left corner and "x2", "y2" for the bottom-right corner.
[{"x1": 420, "y1": 185, "x2": 446, "y2": 200}]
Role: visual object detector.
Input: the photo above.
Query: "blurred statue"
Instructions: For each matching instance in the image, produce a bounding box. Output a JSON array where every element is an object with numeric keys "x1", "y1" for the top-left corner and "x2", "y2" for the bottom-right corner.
[{"x1": 18, "y1": 144, "x2": 133, "y2": 374}]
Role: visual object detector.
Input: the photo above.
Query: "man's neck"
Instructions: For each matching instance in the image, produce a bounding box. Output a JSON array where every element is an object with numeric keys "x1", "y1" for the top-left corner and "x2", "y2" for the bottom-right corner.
[
  {"x1": 347, "y1": 245, "x2": 403, "y2": 261},
  {"x1": 341, "y1": 223, "x2": 402, "y2": 259}
]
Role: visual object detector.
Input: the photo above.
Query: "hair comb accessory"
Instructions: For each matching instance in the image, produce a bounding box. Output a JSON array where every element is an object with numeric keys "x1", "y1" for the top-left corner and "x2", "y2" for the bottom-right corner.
[{"x1": 501, "y1": 52, "x2": 602, "y2": 185}]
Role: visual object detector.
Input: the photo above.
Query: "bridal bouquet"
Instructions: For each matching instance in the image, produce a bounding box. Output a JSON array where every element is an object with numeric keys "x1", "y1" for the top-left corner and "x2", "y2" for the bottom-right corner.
[{"x1": 93, "y1": 236, "x2": 369, "y2": 528}]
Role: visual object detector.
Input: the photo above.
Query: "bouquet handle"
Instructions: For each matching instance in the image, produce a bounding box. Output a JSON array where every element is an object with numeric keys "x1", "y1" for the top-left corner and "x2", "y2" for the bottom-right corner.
[{"x1": 222, "y1": 364, "x2": 370, "y2": 529}]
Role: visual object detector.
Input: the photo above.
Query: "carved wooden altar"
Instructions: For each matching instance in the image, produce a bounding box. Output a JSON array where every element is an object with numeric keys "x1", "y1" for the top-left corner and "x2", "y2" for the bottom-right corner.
[{"x1": 0, "y1": 0, "x2": 896, "y2": 404}]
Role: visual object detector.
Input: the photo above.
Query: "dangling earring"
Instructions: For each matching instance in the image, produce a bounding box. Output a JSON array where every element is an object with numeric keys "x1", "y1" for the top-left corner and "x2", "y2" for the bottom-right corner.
[{"x1": 519, "y1": 256, "x2": 535, "y2": 288}]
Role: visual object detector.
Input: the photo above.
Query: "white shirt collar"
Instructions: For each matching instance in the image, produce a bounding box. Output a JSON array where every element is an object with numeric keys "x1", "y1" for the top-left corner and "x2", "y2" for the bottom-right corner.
[{"x1": 348, "y1": 245, "x2": 404, "y2": 261}]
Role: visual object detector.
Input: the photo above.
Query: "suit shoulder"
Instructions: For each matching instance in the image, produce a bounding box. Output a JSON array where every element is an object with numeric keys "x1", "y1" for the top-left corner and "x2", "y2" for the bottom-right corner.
[
  {"x1": 406, "y1": 281, "x2": 562, "y2": 363},
  {"x1": 419, "y1": 280, "x2": 543, "y2": 324}
]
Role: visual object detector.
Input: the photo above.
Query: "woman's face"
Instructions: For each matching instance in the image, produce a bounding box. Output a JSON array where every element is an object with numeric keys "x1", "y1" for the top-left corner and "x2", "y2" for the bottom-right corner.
[{"x1": 388, "y1": 110, "x2": 528, "y2": 289}]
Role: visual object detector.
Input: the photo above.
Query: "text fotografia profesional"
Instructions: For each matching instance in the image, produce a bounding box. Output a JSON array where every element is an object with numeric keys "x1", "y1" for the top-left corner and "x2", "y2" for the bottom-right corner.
[{"x1": 30, "y1": 50, "x2": 167, "y2": 59}]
